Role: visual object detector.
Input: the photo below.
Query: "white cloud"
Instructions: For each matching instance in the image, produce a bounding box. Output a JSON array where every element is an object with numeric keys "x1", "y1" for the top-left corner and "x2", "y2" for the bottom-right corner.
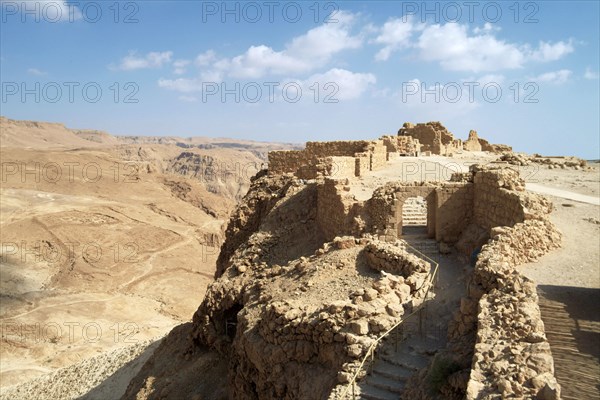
[
  {"x1": 369, "y1": 20, "x2": 574, "y2": 73},
  {"x1": 473, "y1": 22, "x2": 501, "y2": 34},
  {"x1": 303, "y1": 68, "x2": 376, "y2": 100},
  {"x1": 27, "y1": 68, "x2": 47, "y2": 76},
  {"x1": 529, "y1": 40, "x2": 574, "y2": 62},
  {"x1": 160, "y1": 68, "x2": 375, "y2": 102},
  {"x1": 158, "y1": 77, "x2": 203, "y2": 93},
  {"x1": 112, "y1": 51, "x2": 173, "y2": 71},
  {"x1": 195, "y1": 50, "x2": 216, "y2": 67},
  {"x1": 173, "y1": 59, "x2": 190, "y2": 75},
  {"x1": 530, "y1": 69, "x2": 572, "y2": 84},
  {"x1": 584, "y1": 67, "x2": 599, "y2": 80},
  {"x1": 416, "y1": 24, "x2": 525, "y2": 72},
  {"x1": 395, "y1": 78, "x2": 480, "y2": 118},
  {"x1": 226, "y1": 45, "x2": 310, "y2": 79},
  {"x1": 197, "y1": 11, "x2": 362, "y2": 80},
  {"x1": 373, "y1": 17, "x2": 416, "y2": 61}
]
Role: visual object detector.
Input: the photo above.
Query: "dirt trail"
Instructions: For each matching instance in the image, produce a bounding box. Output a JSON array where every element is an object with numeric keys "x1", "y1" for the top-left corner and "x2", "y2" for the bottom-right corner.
[{"x1": 526, "y1": 183, "x2": 600, "y2": 205}]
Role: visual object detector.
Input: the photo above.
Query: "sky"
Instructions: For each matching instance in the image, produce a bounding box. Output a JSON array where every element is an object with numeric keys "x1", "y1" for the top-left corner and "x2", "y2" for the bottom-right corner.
[{"x1": 1, "y1": 0, "x2": 599, "y2": 158}]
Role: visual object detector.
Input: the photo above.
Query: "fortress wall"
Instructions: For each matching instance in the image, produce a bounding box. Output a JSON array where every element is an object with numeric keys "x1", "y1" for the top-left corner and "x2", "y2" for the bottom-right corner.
[
  {"x1": 369, "y1": 141, "x2": 388, "y2": 171},
  {"x1": 305, "y1": 141, "x2": 371, "y2": 157},
  {"x1": 434, "y1": 184, "x2": 474, "y2": 243},
  {"x1": 325, "y1": 156, "x2": 356, "y2": 179},
  {"x1": 473, "y1": 169, "x2": 526, "y2": 230}
]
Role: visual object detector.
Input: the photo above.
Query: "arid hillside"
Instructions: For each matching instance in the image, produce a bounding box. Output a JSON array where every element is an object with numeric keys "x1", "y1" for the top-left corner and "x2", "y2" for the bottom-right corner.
[{"x1": 0, "y1": 117, "x2": 295, "y2": 387}]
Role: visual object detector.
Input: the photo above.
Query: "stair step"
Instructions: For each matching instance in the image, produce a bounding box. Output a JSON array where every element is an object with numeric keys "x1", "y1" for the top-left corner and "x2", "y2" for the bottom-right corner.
[
  {"x1": 358, "y1": 383, "x2": 398, "y2": 400},
  {"x1": 366, "y1": 373, "x2": 406, "y2": 394},
  {"x1": 372, "y1": 361, "x2": 414, "y2": 381},
  {"x1": 379, "y1": 351, "x2": 429, "y2": 371}
]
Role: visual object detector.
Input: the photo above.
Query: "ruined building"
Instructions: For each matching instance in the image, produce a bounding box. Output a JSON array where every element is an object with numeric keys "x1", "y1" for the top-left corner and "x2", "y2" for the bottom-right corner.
[
  {"x1": 399, "y1": 121, "x2": 512, "y2": 155},
  {"x1": 123, "y1": 124, "x2": 559, "y2": 400},
  {"x1": 269, "y1": 122, "x2": 512, "y2": 180}
]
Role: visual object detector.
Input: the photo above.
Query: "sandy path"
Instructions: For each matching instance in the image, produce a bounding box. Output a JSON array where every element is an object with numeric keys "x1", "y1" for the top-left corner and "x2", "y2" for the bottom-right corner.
[{"x1": 526, "y1": 183, "x2": 600, "y2": 205}]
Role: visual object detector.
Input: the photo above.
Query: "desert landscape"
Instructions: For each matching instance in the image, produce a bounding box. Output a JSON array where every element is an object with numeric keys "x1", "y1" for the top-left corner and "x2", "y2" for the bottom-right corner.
[
  {"x1": 0, "y1": 117, "x2": 297, "y2": 390},
  {"x1": 0, "y1": 117, "x2": 598, "y2": 400},
  {"x1": 2, "y1": 1, "x2": 599, "y2": 398}
]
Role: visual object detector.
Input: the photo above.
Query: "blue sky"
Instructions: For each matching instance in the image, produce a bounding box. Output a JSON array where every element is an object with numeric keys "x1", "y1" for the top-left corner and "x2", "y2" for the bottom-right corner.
[{"x1": 1, "y1": 1, "x2": 599, "y2": 158}]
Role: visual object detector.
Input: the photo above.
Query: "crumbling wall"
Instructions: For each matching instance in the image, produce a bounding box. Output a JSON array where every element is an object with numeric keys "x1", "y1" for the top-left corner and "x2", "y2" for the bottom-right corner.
[
  {"x1": 316, "y1": 178, "x2": 366, "y2": 241},
  {"x1": 269, "y1": 140, "x2": 386, "y2": 179},
  {"x1": 268, "y1": 150, "x2": 318, "y2": 179},
  {"x1": 400, "y1": 166, "x2": 561, "y2": 399},
  {"x1": 397, "y1": 136, "x2": 421, "y2": 156},
  {"x1": 305, "y1": 141, "x2": 371, "y2": 157},
  {"x1": 323, "y1": 156, "x2": 356, "y2": 179},
  {"x1": 368, "y1": 181, "x2": 474, "y2": 243},
  {"x1": 479, "y1": 138, "x2": 512, "y2": 153},
  {"x1": 364, "y1": 241, "x2": 430, "y2": 277},
  {"x1": 369, "y1": 140, "x2": 388, "y2": 171},
  {"x1": 472, "y1": 167, "x2": 526, "y2": 230},
  {"x1": 399, "y1": 121, "x2": 462, "y2": 156},
  {"x1": 463, "y1": 130, "x2": 483, "y2": 152},
  {"x1": 464, "y1": 219, "x2": 563, "y2": 399},
  {"x1": 472, "y1": 166, "x2": 553, "y2": 231},
  {"x1": 435, "y1": 183, "x2": 473, "y2": 243},
  {"x1": 355, "y1": 153, "x2": 370, "y2": 176}
]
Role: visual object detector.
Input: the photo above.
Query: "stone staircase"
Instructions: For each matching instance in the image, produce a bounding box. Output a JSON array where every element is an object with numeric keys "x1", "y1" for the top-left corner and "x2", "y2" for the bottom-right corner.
[
  {"x1": 400, "y1": 234, "x2": 440, "y2": 266},
  {"x1": 353, "y1": 235, "x2": 445, "y2": 400},
  {"x1": 357, "y1": 319, "x2": 444, "y2": 399},
  {"x1": 402, "y1": 197, "x2": 427, "y2": 226}
]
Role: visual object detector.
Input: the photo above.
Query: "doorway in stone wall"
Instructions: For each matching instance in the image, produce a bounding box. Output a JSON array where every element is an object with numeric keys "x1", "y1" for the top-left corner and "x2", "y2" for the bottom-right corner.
[{"x1": 401, "y1": 196, "x2": 428, "y2": 236}]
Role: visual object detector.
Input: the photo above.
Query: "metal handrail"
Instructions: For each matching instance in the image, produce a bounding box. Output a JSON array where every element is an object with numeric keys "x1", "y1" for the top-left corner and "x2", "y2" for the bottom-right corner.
[{"x1": 337, "y1": 243, "x2": 440, "y2": 400}]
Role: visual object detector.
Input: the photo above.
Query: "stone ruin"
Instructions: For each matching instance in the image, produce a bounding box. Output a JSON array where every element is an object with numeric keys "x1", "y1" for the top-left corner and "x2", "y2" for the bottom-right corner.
[
  {"x1": 123, "y1": 126, "x2": 562, "y2": 400},
  {"x1": 269, "y1": 122, "x2": 512, "y2": 180},
  {"x1": 398, "y1": 122, "x2": 512, "y2": 155},
  {"x1": 180, "y1": 168, "x2": 558, "y2": 399}
]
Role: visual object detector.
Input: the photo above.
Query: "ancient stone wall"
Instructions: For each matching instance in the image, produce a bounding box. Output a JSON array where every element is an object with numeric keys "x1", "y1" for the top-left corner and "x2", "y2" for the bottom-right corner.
[
  {"x1": 305, "y1": 141, "x2": 371, "y2": 157},
  {"x1": 401, "y1": 168, "x2": 561, "y2": 399},
  {"x1": 367, "y1": 181, "x2": 473, "y2": 243},
  {"x1": 399, "y1": 122, "x2": 511, "y2": 155},
  {"x1": 397, "y1": 136, "x2": 421, "y2": 156},
  {"x1": 369, "y1": 140, "x2": 388, "y2": 171},
  {"x1": 473, "y1": 168, "x2": 525, "y2": 230},
  {"x1": 399, "y1": 121, "x2": 462, "y2": 156},
  {"x1": 316, "y1": 178, "x2": 366, "y2": 241},
  {"x1": 323, "y1": 156, "x2": 356, "y2": 179},
  {"x1": 434, "y1": 184, "x2": 473, "y2": 243},
  {"x1": 355, "y1": 153, "x2": 370, "y2": 176},
  {"x1": 268, "y1": 150, "x2": 318, "y2": 179},
  {"x1": 479, "y1": 138, "x2": 512, "y2": 153},
  {"x1": 464, "y1": 219, "x2": 563, "y2": 399},
  {"x1": 269, "y1": 140, "x2": 386, "y2": 179}
]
